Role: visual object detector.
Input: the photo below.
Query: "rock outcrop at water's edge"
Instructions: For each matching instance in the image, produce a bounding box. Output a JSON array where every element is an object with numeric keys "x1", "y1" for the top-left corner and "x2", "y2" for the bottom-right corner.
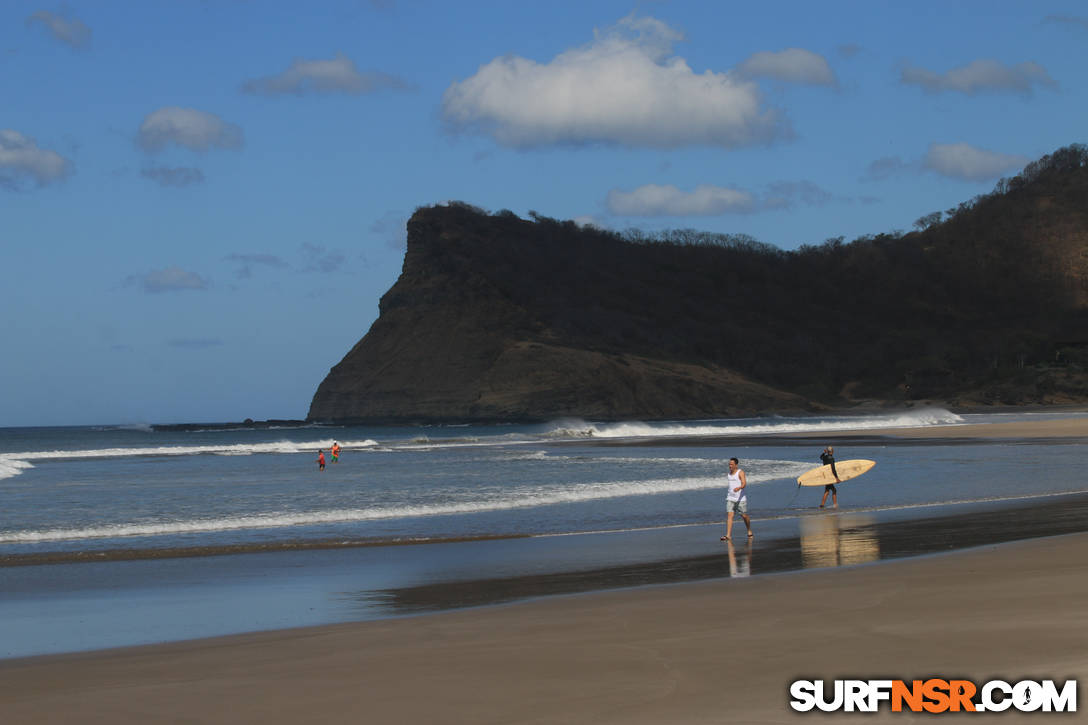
[{"x1": 308, "y1": 145, "x2": 1088, "y2": 423}]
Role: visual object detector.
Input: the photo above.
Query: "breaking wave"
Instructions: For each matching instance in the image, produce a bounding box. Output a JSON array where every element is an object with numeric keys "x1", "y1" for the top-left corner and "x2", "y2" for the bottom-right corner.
[
  {"x1": 0, "y1": 458, "x2": 811, "y2": 543},
  {"x1": 542, "y1": 408, "x2": 964, "y2": 439}
]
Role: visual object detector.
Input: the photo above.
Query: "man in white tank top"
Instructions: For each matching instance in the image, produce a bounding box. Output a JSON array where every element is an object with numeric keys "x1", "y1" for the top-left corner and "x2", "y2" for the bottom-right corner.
[{"x1": 721, "y1": 457, "x2": 753, "y2": 541}]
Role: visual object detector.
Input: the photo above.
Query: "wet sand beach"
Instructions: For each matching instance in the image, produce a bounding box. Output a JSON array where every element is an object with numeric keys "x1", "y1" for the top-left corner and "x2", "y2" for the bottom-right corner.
[
  {"x1": 1, "y1": 532, "x2": 1085, "y2": 724},
  {"x1": 1, "y1": 416, "x2": 1086, "y2": 723}
]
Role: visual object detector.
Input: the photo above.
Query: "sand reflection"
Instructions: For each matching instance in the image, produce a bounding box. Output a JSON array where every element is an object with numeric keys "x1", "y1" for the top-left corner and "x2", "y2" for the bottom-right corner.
[
  {"x1": 800, "y1": 514, "x2": 880, "y2": 569},
  {"x1": 726, "y1": 540, "x2": 752, "y2": 577}
]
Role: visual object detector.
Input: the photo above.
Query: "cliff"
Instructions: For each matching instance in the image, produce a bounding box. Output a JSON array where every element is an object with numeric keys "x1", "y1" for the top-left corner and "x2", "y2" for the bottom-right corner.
[{"x1": 308, "y1": 144, "x2": 1088, "y2": 423}]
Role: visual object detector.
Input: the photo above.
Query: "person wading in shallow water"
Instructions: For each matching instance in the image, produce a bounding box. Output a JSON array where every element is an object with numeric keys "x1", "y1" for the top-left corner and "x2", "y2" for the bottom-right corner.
[
  {"x1": 819, "y1": 445, "x2": 840, "y2": 508},
  {"x1": 721, "y1": 457, "x2": 753, "y2": 541},
  {"x1": 317, "y1": 449, "x2": 326, "y2": 472}
]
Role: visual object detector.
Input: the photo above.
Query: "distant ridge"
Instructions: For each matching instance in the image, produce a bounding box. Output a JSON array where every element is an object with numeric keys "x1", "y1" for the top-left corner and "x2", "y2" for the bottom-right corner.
[
  {"x1": 308, "y1": 144, "x2": 1088, "y2": 423},
  {"x1": 152, "y1": 419, "x2": 308, "y2": 432}
]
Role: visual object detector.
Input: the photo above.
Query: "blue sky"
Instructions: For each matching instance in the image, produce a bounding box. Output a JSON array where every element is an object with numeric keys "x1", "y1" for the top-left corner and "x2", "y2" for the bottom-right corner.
[{"x1": 3, "y1": 1, "x2": 1086, "y2": 427}]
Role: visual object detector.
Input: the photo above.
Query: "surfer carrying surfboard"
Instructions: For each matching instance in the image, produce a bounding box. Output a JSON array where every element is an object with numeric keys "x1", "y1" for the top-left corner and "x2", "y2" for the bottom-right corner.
[
  {"x1": 721, "y1": 457, "x2": 753, "y2": 541},
  {"x1": 819, "y1": 446, "x2": 841, "y2": 509}
]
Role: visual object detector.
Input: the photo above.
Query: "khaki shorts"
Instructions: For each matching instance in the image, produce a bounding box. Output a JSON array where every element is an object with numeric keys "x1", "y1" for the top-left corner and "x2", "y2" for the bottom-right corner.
[{"x1": 726, "y1": 498, "x2": 748, "y2": 514}]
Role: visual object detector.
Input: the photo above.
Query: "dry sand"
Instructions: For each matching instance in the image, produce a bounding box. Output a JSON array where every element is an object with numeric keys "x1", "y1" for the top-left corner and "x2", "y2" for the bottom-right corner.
[{"x1": 2, "y1": 416, "x2": 1086, "y2": 724}]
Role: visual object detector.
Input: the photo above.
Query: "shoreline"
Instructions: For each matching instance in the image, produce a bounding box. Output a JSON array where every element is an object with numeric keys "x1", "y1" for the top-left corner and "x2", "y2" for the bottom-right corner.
[
  {"x1": 3, "y1": 488, "x2": 1088, "y2": 657},
  {"x1": 0, "y1": 532, "x2": 533, "y2": 568},
  {"x1": 3, "y1": 532, "x2": 1085, "y2": 723},
  {"x1": 598, "y1": 411, "x2": 1088, "y2": 448},
  {"x1": 5, "y1": 482, "x2": 1087, "y2": 570},
  {"x1": 343, "y1": 491, "x2": 1088, "y2": 616},
  {"x1": 824, "y1": 415, "x2": 1088, "y2": 439},
  {"x1": 1, "y1": 414, "x2": 1086, "y2": 721}
]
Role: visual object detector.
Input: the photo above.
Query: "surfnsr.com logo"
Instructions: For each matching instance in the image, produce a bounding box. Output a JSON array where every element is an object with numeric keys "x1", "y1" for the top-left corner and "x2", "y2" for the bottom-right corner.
[{"x1": 790, "y1": 679, "x2": 1077, "y2": 713}]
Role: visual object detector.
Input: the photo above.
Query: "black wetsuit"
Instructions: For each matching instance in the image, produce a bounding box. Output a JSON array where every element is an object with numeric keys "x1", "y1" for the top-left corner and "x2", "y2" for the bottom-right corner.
[{"x1": 820, "y1": 451, "x2": 838, "y2": 492}]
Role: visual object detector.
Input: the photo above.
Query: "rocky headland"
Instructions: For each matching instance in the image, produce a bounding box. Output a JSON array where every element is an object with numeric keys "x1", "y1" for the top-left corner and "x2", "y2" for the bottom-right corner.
[{"x1": 308, "y1": 145, "x2": 1088, "y2": 423}]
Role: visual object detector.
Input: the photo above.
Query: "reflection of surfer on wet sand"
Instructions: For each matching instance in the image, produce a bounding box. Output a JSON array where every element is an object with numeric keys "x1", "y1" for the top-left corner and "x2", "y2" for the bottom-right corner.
[{"x1": 800, "y1": 515, "x2": 880, "y2": 569}]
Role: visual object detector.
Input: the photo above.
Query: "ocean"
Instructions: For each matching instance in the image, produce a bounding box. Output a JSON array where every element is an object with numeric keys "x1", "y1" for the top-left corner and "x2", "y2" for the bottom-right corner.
[{"x1": 2, "y1": 408, "x2": 1086, "y2": 658}]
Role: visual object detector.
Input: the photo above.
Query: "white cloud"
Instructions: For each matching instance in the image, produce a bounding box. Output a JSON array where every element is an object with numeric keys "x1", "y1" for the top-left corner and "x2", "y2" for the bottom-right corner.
[
  {"x1": 607, "y1": 184, "x2": 756, "y2": 216},
  {"x1": 923, "y1": 143, "x2": 1028, "y2": 182},
  {"x1": 26, "y1": 10, "x2": 91, "y2": 49},
  {"x1": 241, "y1": 52, "x2": 412, "y2": 95},
  {"x1": 606, "y1": 179, "x2": 839, "y2": 217},
  {"x1": 0, "y1": 129, "x2": 72, "y2": 188},
  {"x1": 901, "y1": 59, "x2": 1056, "y2": 95},
  {"x1": 441, "y1": 13, "x2": 786, "y2": 149},
  {"x1": 736, "y1": 48, "x2": 837, "y2": 86},
  {"x1": 137, "y1": 107, "x2": 243, "y2": 153},
  {"x1": 126, "y1": 266, "x2": 210, "y2": 294}
]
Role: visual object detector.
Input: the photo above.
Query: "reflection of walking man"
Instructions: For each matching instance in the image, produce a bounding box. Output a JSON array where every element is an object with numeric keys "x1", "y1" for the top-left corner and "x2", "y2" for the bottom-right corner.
[
  {"x1": 726, "y1": 539, "x2": 752, "y2": 577},
  {"x1": 819, "y1": 446, "x2": 840, "y2": 509},
  {"x1": 721, "y1": 457, "x2": 753, "y2": 541}
]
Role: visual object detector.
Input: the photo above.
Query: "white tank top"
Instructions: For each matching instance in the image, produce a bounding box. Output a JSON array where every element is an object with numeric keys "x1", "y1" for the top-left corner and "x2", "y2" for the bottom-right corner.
[{"x1": 726, "y1": 470, "x2": 746, "y2": 502}]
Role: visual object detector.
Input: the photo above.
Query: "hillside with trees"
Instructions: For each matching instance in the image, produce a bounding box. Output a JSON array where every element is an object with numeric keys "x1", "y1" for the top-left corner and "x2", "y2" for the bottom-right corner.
[{"x1": 308, "y1": 144, "x2": 1088, "y2": 423}]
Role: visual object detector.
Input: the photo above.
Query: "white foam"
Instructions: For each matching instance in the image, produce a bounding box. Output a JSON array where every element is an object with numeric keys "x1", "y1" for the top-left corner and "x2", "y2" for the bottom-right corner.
[
  {"x1": 0, "y1": 457, "x2": 33, "y2": 481},
  {"x1": 0, "y1": 438, "x2": 380, "y2": 465},
  {"x1": 497, "y1": 451, "x2": 718, "y2": 465},
  {"x1": 0, "y1": 409, "x2": 967, "y2": 479},
  {"x1": 503, "y1": 450, "x2": 552, "y2": 461},
  {"x1": 544, "y1": 409, "x2": 964, "y2": 440},
  {"x1": 0, "y1": 459, "x2": 812, "y2": 543}
]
